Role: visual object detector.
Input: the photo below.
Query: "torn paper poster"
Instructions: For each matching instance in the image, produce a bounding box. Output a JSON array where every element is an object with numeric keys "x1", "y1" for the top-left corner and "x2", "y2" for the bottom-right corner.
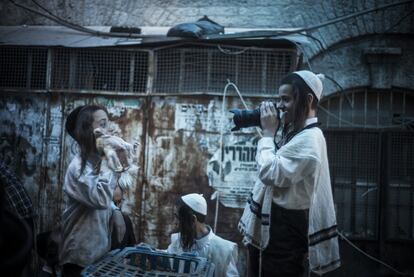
[{"x1": 207, "y1": 138, "x2": 259, "y2": 208}]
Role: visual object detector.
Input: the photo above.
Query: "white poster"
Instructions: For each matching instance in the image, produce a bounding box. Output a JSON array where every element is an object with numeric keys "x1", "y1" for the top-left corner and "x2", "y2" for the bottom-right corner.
[
  {"x1": 207, "y1": 139, "x2": 258, "y2": 208},
  {"x1": 174, "y1": 102, "x2": 232, "y2": 132}
]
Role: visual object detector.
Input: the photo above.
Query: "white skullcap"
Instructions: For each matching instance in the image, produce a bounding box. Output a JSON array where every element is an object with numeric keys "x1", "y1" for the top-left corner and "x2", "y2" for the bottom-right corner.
[
  {"x1": 293, "y1": 70, "x2": 325, "y2": 101},
  {"x1": 181, "y1": 193, "x2": 207, "y2": 216}
]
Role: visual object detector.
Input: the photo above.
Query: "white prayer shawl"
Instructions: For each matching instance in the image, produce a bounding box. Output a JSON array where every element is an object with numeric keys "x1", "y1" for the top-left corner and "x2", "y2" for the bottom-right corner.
[{"x1": 238, "y1": 126, "x2": 340, "y2": 275}]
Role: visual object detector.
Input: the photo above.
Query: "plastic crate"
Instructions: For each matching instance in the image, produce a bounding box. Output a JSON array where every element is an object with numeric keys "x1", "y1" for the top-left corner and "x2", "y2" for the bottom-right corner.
[{"x1": 81, "y1": 246, "x2": 215, "y2": 277}]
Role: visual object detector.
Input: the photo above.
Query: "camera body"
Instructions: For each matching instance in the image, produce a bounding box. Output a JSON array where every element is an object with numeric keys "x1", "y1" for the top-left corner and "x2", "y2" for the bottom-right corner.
[{"x1": 230, "y1": 102, "x2": 279, "y2": 131}]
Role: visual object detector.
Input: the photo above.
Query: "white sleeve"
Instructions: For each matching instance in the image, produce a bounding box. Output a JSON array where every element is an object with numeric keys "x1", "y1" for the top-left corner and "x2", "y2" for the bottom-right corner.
[
  {"x1": 225, "y1": 258, "x2": 239, "y2": 277},
  {"x1": 64, "y1": 159, "x2": 117, "y2": 209},
  {"x1": 256, "y1": 137, "x2": 317, "y2": 188},
  {"x1": 167, "y1": 233, "x2": 181, "y2": 254},
  {"x1": 225, "y1": 246, "x2": 239, "y2": 277}
]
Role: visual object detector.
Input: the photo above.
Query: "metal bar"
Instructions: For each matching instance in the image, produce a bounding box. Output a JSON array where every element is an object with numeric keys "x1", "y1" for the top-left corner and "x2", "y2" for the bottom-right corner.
[
  {"x1": 69, "y1": 50, "x2": 77, "y2": 89},
  {"x1": 378, "y1": 131, "x2": 388, "y2": 252},
  {"x1": 0, "y1": 88, "x2": 48, "y2": 94},
  {"x1": 364, "y1": 88, "x2": 368, "y2": 128},
  {"x1": 46, "y1": 48, "x2": 52, "y2": 90},
  {"x1": 351, "y1": 91, "x2": 355, "y2": 126},
  {"x1": 148, "y1": 92, "x2": 280, "y2": 98},
  {"x1": 178, "y1": 49, "x2": 185, "y2": 93},
  {"x1": 376, "y1": 91, "x2": 380, "y2": 128},
  {"x1": 207, "y1": 51, "x2": 212, "y2": 92},
  {"x1": 351, "y1": 133, "x2": 357, "y2": 235},
  {"x1": 48, "y1": 89, "x2": 146, "y2": 97},
  {"x1": 146, "y1": 51, "x2": 155, "y2": 95},
  {"x1": 235, "y1": 55, "x2": 239, "y2": 85},
  {"x1": 403, "y1": 91, "x2": 406, "y2": 115},
  {"x1": 129, "y1": 53, "x2": 135, "y2": 92},
  {"x1": 115, "y1": 69, "x2": 121, "y2": 91},
  {"x1": 0, "y1": 87, "x2": 280, "y2": 98},
  {"x1": 262, "y1": 53, "x2": 267, "y2": 93},
  {"x1": 410, "y1": 163, "x2": 413, "y2": 239},
  {"x1": 26, "y1": 50, "x2": 32, "y2": 89},
  {"x1": 138, "y1": 96, "x2": 152, "y2": 242},
  {"x1": 290, "y1": 51, "x2": 298, "y2": 72},
  {"x1": 339, "y1": 90, "x2": 342, "y2": 128}
]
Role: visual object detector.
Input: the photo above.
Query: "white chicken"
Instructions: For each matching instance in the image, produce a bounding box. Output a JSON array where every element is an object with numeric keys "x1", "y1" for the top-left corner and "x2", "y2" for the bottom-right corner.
[{"x1": 94, "y1": 128, "x2": 139, "y2": 190}]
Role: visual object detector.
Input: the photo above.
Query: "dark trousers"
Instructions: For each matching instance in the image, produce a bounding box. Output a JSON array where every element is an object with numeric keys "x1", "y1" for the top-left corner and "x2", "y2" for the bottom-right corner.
[
  {"x1": 61, "y1": 263, "x2": 83, "y2": 277},
  {"x1": 248, "y1": 203, "x2": 309, "y2": 277}
]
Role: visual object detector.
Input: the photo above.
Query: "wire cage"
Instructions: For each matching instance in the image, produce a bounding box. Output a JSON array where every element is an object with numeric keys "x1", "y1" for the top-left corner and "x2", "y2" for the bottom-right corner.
[
  {"x1": 0, "y1": 47, "x2": 48, "y2": 89},
  {"x1": 51, "y1": 48, "x2": 149, "y2": 93},
  {"x1": 0, "y1": 44, "x2": 295, "y2": 96},
  {"x1": 153, "y1": 45, "x2": 295, "y2": 95},
  {"x1": 81, "y1": 246, "x2": 215, "y2": 277}
]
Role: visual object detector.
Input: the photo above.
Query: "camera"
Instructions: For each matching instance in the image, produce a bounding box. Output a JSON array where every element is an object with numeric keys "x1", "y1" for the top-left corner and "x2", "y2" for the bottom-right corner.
[{"x1": 230, "y1": 102, "x2": 279, "y2": 131}]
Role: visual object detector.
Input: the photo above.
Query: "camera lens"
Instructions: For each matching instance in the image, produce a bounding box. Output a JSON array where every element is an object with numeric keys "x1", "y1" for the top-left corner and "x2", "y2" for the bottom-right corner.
[
  {"x1": 230, "y1": 103, "x2": 279, "y2": 131},
  {"x1": 229, "y1": 108, "x2": 261, "y2": 131}
]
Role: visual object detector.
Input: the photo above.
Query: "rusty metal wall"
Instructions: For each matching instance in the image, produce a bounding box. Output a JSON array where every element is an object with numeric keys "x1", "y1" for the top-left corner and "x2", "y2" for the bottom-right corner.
[
  {"x1": 0, "y1": 91, "x2": 266, "y2": 275},
  {"x1": 0, "y1": 93, "x2": 147, "y2": 232},
  {"x1": 141, "y1": 95, "x2": 265, "y2": 276}
]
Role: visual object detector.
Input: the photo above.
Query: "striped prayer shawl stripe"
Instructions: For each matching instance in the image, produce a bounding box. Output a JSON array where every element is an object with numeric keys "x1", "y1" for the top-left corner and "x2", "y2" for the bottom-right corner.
[
  {"x1": 246, "y1": 206, "x2": 270, "y2": 225},
  {"x1": 309, "y1": 232, "x2": 338, "y2": 246},
  {"x1": 239, "y1": 228, "x2": 261, "y2": 249},
  {"x1": 309, "y1": 225, "x2": 337, "y2": 241},
  {"x1": 247, "y1": 194, "x2": 262, "y2": 211},
  {"x1": 309, "y1": 226, "x2": 338, "y2": 246},
  {"x1": 311, "y1": 259, "x2": 341, "y2": 272}
]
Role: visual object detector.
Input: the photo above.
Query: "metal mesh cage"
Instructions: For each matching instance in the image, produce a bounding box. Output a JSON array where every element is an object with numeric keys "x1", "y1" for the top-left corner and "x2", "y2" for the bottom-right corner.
[
  {"x1": 51, "y1": 48, "x2": 148, "y2": 93},
  {"x1": 153, "y1": 45, "x2": 295, "y2": 94},
  {"x1": 0, "y1": 47, "x2": 48, "y2": 89},
  {"x1": 1, "y1": 44, "x2": 294, "y2": 95},
  {"x1": 386, "y1": 132, "x2": 414, "y2": 240},
  {"x1": 325, "y1": 131, "x2": 380, "y2": 238}
]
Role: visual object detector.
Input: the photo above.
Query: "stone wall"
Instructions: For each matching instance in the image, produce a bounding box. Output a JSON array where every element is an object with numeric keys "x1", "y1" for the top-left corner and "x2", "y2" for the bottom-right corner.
[{"x1": 2, "y1": 0, "x2": 413, "y2": 96}]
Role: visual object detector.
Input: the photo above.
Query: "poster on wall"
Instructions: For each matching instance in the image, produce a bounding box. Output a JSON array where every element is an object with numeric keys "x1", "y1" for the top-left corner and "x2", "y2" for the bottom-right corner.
[
  {"x1": 207, "y1": 139, "x2": 259, "y2": 208},
  {"x1": 174, "y1": 102, "x2": 233, "y2": 132}
]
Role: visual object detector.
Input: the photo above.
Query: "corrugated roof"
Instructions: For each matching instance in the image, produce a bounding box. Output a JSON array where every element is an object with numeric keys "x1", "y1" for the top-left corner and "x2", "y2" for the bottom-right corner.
[{"x1": 0, "y1": 25, "x2": 311, "y2": 48}]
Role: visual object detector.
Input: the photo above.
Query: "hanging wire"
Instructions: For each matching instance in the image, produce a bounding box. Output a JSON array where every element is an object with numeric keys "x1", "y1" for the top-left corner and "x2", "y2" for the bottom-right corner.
[
  {"x1": 323, "y1": 75, "x2": 354, "y2": 108},
  {"x1": 213, "y1": 191, "x2": 220, "y2": 233},
  {"x1": 217, "y1": 45, "x2": 250, "y2": 55},
  {"x1": 337, "y1": 231, "x2": 414, "y2": 276},
  {"x1": 214, "y1": 79, "x2": 262, "y2": 235},
  {"x1": 8, "y1": 0, "x2": 144, "y2": 38}
]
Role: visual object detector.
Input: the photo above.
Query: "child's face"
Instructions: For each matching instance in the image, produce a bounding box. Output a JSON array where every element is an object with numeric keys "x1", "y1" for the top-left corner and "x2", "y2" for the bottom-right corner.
[
  {"x1": 92, "y1": 109, "x2": 109, "y2": 132},
  {"x1": 277, "y1": 84, "x2": 295, "y2": 125}
]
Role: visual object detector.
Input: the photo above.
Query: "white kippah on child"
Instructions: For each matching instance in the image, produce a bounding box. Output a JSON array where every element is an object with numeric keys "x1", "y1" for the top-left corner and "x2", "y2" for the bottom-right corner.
[
  {"x1": 293, "y1": 70, "x2": 325, "y2": 101},
  {"x1": 181, "y1": 193, "x2": 207, "y2": 216}
]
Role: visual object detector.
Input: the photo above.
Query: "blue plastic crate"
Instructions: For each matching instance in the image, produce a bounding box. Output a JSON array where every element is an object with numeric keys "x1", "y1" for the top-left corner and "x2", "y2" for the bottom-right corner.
[{"x1": 81, "y1": 246, "x2": 215, "y2": 277}]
